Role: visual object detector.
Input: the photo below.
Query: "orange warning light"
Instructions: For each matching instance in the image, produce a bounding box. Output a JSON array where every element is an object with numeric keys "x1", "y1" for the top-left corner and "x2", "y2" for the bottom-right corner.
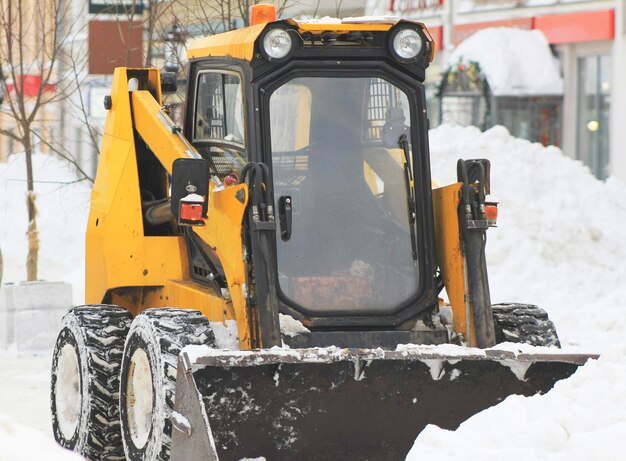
[{"x1": 251, "y1": 4, "x2": 277, "y2": 26}]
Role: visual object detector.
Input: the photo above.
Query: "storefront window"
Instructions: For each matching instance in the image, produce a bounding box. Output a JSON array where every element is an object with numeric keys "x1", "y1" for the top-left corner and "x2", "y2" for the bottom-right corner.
[{"x1": 577, "y1": 55, "x2": 611, "y2": 179}]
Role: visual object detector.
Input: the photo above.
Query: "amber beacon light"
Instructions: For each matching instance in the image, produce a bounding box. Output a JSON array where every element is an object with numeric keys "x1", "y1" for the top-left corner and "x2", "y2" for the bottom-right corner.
[{"x1": 251, "y1": 4, "x2": 277, "y2": 26}]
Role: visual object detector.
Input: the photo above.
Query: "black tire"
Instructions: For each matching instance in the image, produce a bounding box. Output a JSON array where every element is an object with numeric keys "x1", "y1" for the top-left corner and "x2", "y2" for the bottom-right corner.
[
  {"x1": 492, "y1": 303, "x2": 561, "y2": 347},
  {"x1": 119, "y1": 308, "x2": 216, "y2": 461},
  {"x1": 51, "y1": 305, "x2": 132, "y2": 461}
]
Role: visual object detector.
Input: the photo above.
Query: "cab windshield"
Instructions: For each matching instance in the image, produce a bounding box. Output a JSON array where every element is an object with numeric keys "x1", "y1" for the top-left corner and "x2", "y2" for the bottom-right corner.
[{"x1": 269, "y1": 76, "x2": 420, "y2": 315}]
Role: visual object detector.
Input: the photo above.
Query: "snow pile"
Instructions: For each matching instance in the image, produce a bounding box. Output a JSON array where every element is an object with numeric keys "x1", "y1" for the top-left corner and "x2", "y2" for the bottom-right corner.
[
  {"x1": 0, "y1": 153, "x2": 91, "y2": 303},
  {"x1": 447, "y1": 28, "x2": 563, "y2": 96},
  {"x1": 405, "y1": 124, "x2": 626, "y2": 460},
  {"x1": 407, "y1": 346, "x2": 626, "y2": 461},
  {"x1": 0, "y1": 415, "x2": 84, "y2": 461},
  {"x1": 430, "y1": 124, "x2": 626, "y2": 350}
]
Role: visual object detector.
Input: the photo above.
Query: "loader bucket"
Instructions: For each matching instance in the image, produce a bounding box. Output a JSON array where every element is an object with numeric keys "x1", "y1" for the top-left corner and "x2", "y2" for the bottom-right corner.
[{"x1": 169, "y1": 346, "x2": 597, "y2": 461}]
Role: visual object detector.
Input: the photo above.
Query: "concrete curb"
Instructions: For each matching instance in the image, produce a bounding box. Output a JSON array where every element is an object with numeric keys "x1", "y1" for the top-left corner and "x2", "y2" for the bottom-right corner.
[{"x1": 0, "y1": 281, "x2": 72, "y2": 350}]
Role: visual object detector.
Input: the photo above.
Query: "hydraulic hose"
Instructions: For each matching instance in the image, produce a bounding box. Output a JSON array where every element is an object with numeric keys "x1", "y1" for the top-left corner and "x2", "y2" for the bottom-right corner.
[{"x1": 457, "y1": 159, "x2": 496, "y2": 348}]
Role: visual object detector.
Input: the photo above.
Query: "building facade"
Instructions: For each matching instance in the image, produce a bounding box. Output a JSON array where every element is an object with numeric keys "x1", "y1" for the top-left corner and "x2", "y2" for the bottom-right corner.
[{"x1": 366, "y1": 0, "x2": 626, "y2": 181}]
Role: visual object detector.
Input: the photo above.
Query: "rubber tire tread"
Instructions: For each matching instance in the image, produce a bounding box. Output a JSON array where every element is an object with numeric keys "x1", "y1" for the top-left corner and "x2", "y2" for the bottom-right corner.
[
  {"x1": 120, "y1": 308, "x2": 216, "y2": 461},
  {"x1": 492, "y1": 303, "x2": 561, "y2": 347},
  {"x1": 51, "y1": 305, "x2": 132, "y2": 461}
]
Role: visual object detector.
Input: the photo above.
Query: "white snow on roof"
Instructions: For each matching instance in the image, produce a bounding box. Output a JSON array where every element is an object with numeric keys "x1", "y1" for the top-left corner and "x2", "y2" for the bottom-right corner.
[
  {"x1": 296, "y1": 16, "x2": 343, "y2": 24},
  {"x1": 295, "y1": 16, "x2": 398, "y2": 25},
  {"x1": 341, "y1": 16, "x2": 399, "y2": 24},
  {"x1": 448, "y1": 27, "x2": 563, "y2": 96}
]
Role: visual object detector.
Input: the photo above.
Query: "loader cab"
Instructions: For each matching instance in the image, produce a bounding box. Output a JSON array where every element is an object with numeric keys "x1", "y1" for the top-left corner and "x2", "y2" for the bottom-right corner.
[
  {"x1": 267, "y1": 76, "x2": 420, "y2": 314},
  {"x1": 184, "y1": 17, "x2": 442, "y2": 345},
  {"x1": 189, "y1": 70, "x2": 248, "y2": 178}
]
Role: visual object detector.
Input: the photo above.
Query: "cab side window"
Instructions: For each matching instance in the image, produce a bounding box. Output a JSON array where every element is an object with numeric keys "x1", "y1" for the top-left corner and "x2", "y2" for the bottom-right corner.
[{"x1": 194, "y1": 72, "x2": 247, "y2": 178}]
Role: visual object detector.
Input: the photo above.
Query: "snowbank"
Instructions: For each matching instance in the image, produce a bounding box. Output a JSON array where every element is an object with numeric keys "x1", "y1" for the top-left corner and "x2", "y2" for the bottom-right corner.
[
  {"x1": 0, "y1": 153, "x2": 91, "y2": 304},
  {"x1": 407, "y1": 346, "x2": 626, "y2": 461},
  {"x1": 447, "y1": 28, "x2": 563, "y2": 96},
  {"x1": 407, "y1": 124, "x2": 626, "y2": 460},
  {"x1": 430, "y1": 125, "x2": 626, "y2": 350},
  {"x1": 0, "y1": 415, "x2": 84, "y2": 461}
]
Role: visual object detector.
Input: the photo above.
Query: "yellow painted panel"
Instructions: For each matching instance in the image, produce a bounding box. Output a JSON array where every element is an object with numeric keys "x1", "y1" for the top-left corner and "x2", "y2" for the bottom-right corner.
[
  {"x1": 107, "y1": 281, "x2": 237, "y2": 324},
  {"x1": 86, "y1": 67, "x2": 252, "y2": 351},
  {"x1": 432, "y1": 183, "x2": 475, "y2": 346},
  {"x1": 89, "y1": 136, "x2": 131, "y2": 215},
  {"x1": 187, "y1": 24, "x2": 266, "y2": 61},
  {"x1": 102, "y1": 70, "x2": 135, "y2": 141},
  {"x1": 194, "y1": 182, "x2": 250, "y2": 349},
  {"x1": 87, "y1": 69, "x2": 190, "y2": 304},
  {"x1": 166, "y1": 280, "x2": 236, "y2": 323},
  {"x1": 132, "y1": 90, "x2": 196, "y2": 173}
]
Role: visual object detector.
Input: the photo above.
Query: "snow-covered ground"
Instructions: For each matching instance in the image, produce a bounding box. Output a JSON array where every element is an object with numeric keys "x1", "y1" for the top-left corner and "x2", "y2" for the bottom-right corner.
[
  {"x1": 0, "y1": 352, "x2": 53, "y2": 436},
  {"x1": 0, "y1": 410, "x2": 84, "y2": 461},
  {"x1": 1, "y1": 124, "x2": 625, "y2": 460}
]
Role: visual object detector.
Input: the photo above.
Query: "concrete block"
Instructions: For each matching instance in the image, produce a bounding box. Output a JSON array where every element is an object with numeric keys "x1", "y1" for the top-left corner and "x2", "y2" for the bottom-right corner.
[
  {"x1": 0, "y1": 281, "x2": 72, "y2": 311},
  {"x1": 0, "y1": 309, "x2": 11, "y2": 349},
  {"x1": 13, "y1": 308, "x2": 67, "y2": 351},
  {"x1": 0, "y1": 281, "x2": 72, "y2": 351}
]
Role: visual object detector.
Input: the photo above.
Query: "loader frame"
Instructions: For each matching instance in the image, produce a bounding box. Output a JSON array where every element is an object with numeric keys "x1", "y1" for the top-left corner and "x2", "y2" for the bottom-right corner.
[
  {"x1": 87, "y1": 19, "x2": 491, "y2": 349},
  {"x1": 54, "y1": 14, "x2": 601, "y2": 461}
]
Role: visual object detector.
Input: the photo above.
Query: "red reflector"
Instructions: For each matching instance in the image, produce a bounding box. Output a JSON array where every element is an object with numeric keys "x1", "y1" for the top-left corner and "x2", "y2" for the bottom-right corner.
[
  {"x1": 485, "y1": 203, "x2": 498, "y2": 227},
  {"x1": 485, "y1": 205, "x2": 498, "y2": 220},
  {"x1": 250, "y1": 4, "x2": 277, "y2": 26},
  {"x1": 180, "y1": 203, "x2": 203, "y2": 221}
]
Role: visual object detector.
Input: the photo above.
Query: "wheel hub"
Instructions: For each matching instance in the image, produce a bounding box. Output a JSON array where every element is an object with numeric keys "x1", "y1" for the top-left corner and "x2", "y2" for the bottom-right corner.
[
  {"x1": 55, "y1": 343, "x2": 81, "y2": 440},
  {"x1": 126, "y1": 348, "x2": 154, "y2": 449}
]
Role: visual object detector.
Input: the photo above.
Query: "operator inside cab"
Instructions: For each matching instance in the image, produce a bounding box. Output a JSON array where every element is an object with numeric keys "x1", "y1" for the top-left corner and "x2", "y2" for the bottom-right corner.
[{"x1": 270, "y1": 76, "x2": 419, "y2": 314}]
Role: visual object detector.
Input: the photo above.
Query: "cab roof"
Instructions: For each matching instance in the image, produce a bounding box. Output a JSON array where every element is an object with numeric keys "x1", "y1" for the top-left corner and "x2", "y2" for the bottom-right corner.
[{"x1": 187, "y1": 17, "x2": 427, "y2": 62}]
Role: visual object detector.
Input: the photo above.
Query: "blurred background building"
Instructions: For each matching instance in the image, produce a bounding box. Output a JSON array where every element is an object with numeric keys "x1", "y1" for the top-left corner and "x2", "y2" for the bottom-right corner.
[
  {"x1": 367, "y1": 0, "x2": 626, "y2": 180},
  {"x1": 1, "y1": 0, "x2": 624, "y2": 182}
]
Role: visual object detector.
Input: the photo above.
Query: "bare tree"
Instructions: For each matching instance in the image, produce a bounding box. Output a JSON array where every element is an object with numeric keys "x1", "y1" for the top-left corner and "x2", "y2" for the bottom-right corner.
[
  {"x1": 145, "y1": 0, "x2": 293, "y2": 81},
  {"x1": 171, "y1": 0, "x2": 291, "y2": 39},
  {"x1": 0, "y1": 0, "x2": 74, "y2": 281}
]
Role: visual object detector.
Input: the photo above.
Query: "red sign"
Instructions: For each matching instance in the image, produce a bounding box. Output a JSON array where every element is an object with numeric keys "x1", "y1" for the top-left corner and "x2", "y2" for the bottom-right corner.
[
  {"x1": 6, "y1": 75, "x2": 57, "y2": 97},
  {"x1": 427, "y1": 25, "x2": 443, "y2": 51},
  {"x1": 88, "y1": 20, "x2": 143, "y2": 75},
  {"x1": 454, "y1": 18, "x2": 533, "y2": 44},
  {"x1": 533, "y1": 10, "x2": 615, "y2": 44}
]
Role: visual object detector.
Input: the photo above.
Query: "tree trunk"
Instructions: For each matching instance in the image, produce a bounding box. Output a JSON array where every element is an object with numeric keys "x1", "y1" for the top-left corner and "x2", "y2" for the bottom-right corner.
[
  {"x1": 23, "y1": 131, "x2": 39, "y2": 281},
  {"x1": 144, "y1": 0, "x2": 154, "y2": 67}
]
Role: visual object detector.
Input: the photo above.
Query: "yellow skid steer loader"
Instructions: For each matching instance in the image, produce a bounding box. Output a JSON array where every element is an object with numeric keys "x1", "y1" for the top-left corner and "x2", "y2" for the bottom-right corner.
[{"x1": 50, "y1": 5, "x2": 596, "y2": 461}]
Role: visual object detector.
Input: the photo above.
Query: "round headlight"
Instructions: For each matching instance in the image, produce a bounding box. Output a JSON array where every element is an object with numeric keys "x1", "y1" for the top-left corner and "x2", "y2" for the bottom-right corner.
[
  {"x1": 263, "y1": 28, "x2": 293, "y2": 60},
  {"x1": 392, "y1": 28, "x2": 422, "y2": 61}
]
